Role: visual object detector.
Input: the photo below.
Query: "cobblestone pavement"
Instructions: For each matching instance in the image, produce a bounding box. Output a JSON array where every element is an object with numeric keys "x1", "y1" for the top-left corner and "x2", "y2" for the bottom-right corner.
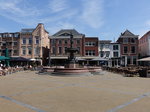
[{"x1": 0, "y1": 71, "x2": 150, "y2": 112}]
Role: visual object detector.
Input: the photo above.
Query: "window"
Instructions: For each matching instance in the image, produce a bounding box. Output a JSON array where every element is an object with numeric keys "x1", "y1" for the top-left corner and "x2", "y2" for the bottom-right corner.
[
  {"x1": 8, "y1": 34, "x2": 12, "y2": 37},
  {"x1": 7, "y1": 42, "x2": 12, "y2": 46},
  {"x1": 28, "y1": 47, "x2": 32, "y2": 55},
  {"x1": 52, "y1": 47, "x2": 56, "y2": 54},
  {"x1": 2, "y1": 43, "x2": 6, "y2": 46},
  {"x1": 131, "y1": 38, "x2": 135, "y2": 43},
  {"x1": 14, "y1": 42, "x2": 17, "y2": 46},
  {"x1": 34, "y1": 47, "x2": 39, "y2": 55},
  {"x1": 105, "y1": 51, "x2": 110, "y2": 57},
  {"x1": 77, "y1": 40, "x2": 80, "y2": 45},
  {"x1": 127, "y1": 56, "x2": 131, "y2": 64},
  {"x1": 2, "y1": 50, "x2": 5, "y2": 54},
  {"x1": 9, "y1": 50, "x2": 12, "y2": 54},
  {"x1": 64, "y1": 40, "x2": 68, "y2": 45},
  {"x1": 124, "y1": 46, "x2": 128, "y2": 54},
  {"x1": 131, "y1": 46, "x2": 136, "y2": 53},
  {"x1": 3, "y1": 34, "x2": 7, "y2": 37},
  {"x1": 123, "y1": 38, "x2": 128, "y2": 44},
  {"x1": 105, "y1": 45, "x2": 109, "y2": 48},
  {"x1": 22, "y1": 38, "x2": 26, "y2": 44},
  {"x1": 133, "y1": 56, "x2": 137, "y2": 64},
  {"x1": 86, "y1": 50, "x2": 95, "y2": 56},
  {"x1": 29, "y1": 38, "x2": 32, "y2": 44},
  {"x1": 77, "y1": 47, "x2": 80, "y2": 54},
  {"x1": 58, "y1": 47, "x2": 62, "y2": 54},
  {"x1": 113, "y1": 52, "x2": 119, "y2": 57},
  {"x1": 51, "y1": 39, "x2": 55, "y2": 46},
  {"x1": 100, "y1": 44, "x2": 104, "y2": 49},
  {"x1": 0, "y1": 34, "x2": 2, "y2": 37},
  {"x1": 22, "y1": 47, "x2": 26, "y2": 55},
  {"x1": 36, "y1": 38, "x2": 39, "y2": 44},
  {"x1": 58, "y1": 40, "x2": 62, "y2": 45},
  {"x1": 100, "y1": 51, "x2": 104, "y2": 57},
  {"x1": 65, "y1": 47, "x2": 68, "y2": 54},
  {"x1": 85, "y1": 42, "x2": 95, "y2": 46},
  {"x1": 113, "y1": 45, "x2": 119, "y2": 50},
  {"x1": 14, "y1": 34, "x2": 19, "y2": 37},
  {"x1": 13, "y1": 50, "x2": 17, "y2": 54}
]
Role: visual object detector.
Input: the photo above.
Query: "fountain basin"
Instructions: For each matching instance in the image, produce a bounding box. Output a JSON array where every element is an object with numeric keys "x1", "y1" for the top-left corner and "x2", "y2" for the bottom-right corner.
[
  {"x1": 39, "y1": 66, "x2": 54, "y2": 74},
  {"x1": 53, "y1": 68, "x2": 93, "y2": 76}
]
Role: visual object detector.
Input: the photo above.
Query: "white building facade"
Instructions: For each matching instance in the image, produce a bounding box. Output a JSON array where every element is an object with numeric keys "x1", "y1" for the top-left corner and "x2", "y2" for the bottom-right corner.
[{"x1": 108, "y1": 43, "x2": 121, "y2": 67}]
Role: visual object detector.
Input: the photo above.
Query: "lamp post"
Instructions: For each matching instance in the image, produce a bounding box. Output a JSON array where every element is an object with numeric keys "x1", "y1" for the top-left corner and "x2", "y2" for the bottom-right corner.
[{"x1": 4, "y1": 43, "x2": 10, "y2": 67}]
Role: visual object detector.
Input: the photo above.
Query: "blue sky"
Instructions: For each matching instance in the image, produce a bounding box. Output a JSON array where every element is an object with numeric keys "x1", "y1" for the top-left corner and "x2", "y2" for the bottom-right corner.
[{"x1": 0, "y1": 0, "x2": 150, "y2": 40}]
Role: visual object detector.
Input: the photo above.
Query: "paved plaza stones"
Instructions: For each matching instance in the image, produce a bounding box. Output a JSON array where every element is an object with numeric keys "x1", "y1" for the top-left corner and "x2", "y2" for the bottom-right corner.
[{"x1": 0, "y1": 71, "x2": 150, "y2": 112}]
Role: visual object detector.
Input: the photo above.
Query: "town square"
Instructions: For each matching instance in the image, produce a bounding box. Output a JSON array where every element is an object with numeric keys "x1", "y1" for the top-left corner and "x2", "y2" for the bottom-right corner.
[{"x1": 0, "y1": 0, "x2": 150, "y2": 112}]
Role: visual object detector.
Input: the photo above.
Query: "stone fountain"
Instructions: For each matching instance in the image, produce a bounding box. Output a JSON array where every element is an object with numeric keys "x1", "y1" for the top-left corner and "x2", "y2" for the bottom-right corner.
[{"x1": 41, "y1": 33, "x2": 102, "y2": 76}]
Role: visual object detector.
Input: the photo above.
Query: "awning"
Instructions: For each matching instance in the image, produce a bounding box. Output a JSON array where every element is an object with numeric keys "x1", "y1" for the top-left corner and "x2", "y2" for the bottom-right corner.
[
  {"x1": 81, "y1": 56, "x2": 98, "y2": 59},
  {"x1": 10, "y1": 57, "x2": 30, "y2": 61},
  {"x1": 138, "y1": 57, "x2": 150, "y2": 61},
  {"x1": 92, "y1": 57, "x2": 109, "y2": 61},
  {"x1": 0, "y1": 56, "x2": 10, "y2": 60},
  {"x1": 50, "y1": 57, "x2": 68, "y2": 59},
  {"x1": 76, "y1": 57, "x2": 86, "y2": 61}
]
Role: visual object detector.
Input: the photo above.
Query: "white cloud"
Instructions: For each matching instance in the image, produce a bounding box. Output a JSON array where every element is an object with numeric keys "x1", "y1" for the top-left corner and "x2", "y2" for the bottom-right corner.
[
  {"x1": 48, "y1": 0, "x2": 68, "y2": 13},
  {"x1": 0, "y1": 0, "x2": 41, "y2": 26},
  {"x1": 58, "y1": 22, "x2": 75, "y2": 29},
  {"x1": 0, "y1": 0, "x2": 104, "y2": 35},
  {"x1": 81, "y1": 0, "x2": 104, "y2": 28},
  {"x1": 0, "y1": 0, "x2": 77, "y2": 27},
  {"x1": 38, "y1": 9, "x2": 77, "y2": 24},
  {"x1": 0, "y1": 0, "x2": 40, "y2": 17},
  {"x1": 46, "y1": 22, "x2": 75, "y2": 35}
]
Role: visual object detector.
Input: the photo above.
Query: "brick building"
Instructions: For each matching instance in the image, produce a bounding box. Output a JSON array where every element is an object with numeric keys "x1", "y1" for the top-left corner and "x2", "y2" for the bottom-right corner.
[
  {"x1": 0, "y1": 23, "x2": 49, "y2": 66},
  {"x1": 117, "y1": 30, "x2": 139, "y2": 66},
  {"x1": 84, "y1": 37, "x2": 99, "y2": 65},
  {"x1": 50, "y1": 29, "x2": 99, "y2": 66},
  {"x1": 139, "y1": 31, "x2": 150, "y2": 58},
  {"x1": 0, "y1": 32, "x2": 20, "y2": 57}
]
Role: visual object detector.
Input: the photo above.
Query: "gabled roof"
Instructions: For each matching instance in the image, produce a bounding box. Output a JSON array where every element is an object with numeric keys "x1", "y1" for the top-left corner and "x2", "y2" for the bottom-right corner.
[
  {"x1": 116, "y1": 30, "x2": 138, "y2": 42},
  {"x1": 52, "y1": 29, "x2": 83, "y2": 36},
  {"x1": 139, "y1": 31, "x2": 150, "y2": 39},
  {"x1": 121, "y1": 30, "x2": 135, "y2": 36}
]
